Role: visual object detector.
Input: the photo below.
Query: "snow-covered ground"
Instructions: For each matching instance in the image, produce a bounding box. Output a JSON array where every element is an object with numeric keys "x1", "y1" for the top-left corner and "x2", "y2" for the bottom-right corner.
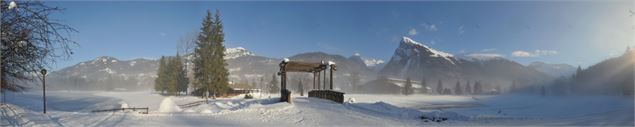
[{"x1": 1, "y1": 91, "x2": 633, "y2": 126}]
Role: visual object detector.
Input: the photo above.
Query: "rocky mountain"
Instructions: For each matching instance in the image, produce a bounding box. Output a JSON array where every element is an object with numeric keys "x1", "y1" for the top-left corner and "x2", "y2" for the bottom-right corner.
[
  {"x1": 48, "y1": 56, "x2": 159, "y2": 91},
  {"x1": 380, "y1": 36, "x2": 461, "y2": 80},
  {"x1": 528, "y1": 61, "x2": 576, "y2": 78},
  {"x1": 378, "y1": 37, "x2": 552, "y2": 91},
  {"x1": 225, "y1": 47, "x2": 255, "y2": 59},
  {"x1": 348, "y1": 53, "x2": 386, "y2": 71},
  {"x1": 48, "y1": 47, "x2": 266, "y2": 91}
]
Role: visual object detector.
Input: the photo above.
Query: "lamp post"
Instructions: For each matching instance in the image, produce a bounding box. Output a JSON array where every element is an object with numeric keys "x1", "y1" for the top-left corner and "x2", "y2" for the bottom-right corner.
[{"x1": 40, "y1": 69, "x2": 47, "y2": 114}]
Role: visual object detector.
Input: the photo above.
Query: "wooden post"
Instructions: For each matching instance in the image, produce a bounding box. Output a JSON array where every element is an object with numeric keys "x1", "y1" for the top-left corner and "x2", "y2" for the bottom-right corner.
[
  {"x1": 323, "y1": 69, "x2": 327, "y2": 90},
  {"x1": 313, "y1": 72, "x2": 316, "y2": 89},
  {"x1": 330, "y1": 65, "x2": 334, "y2": 90},
  {"x1": 41, "y1": 69, "x2": 47, "y2": 114},
  {"x1": 317, "y1": 71, "x2": 321, "y2": 90}
]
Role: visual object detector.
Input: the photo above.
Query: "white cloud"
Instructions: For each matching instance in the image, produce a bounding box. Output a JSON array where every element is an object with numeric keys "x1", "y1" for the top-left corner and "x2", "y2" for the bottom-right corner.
[
  {"x1": 421, "y1": 23, "x2": 438, "y2": 32},
  {"x1": 408, "y1": 28, "x2": 417, "y2": 36},
  {"x1": 458, "y1": 25, "x2": 465, "y2": 35},
  {"x1": 511, "y1": 50, "x2": 558, "y2": 57},
  {"x1": 481, "y1": 48, "x2": 496, "y2": 52},
  {"x1": 535, "y1": 50, "x2": 558, "y2": 55},
  {"x1": 465, "y1": 53, "x2": 504, "y2": 61},
  {"x1": 159, "y1": 32, "x2": 167, "y2": 37},
  {"x1": 429, "y1": 25, "x2": 438, "y2": 32},
  {"x1": 512, "y1": 51, "x2": 533, "y2": 57}
]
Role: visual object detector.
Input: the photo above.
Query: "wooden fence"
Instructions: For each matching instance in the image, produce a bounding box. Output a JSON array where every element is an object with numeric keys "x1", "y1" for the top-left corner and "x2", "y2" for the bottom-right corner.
[{"x1": 91, "y1": 107, "x2": 149, "y2": 114}]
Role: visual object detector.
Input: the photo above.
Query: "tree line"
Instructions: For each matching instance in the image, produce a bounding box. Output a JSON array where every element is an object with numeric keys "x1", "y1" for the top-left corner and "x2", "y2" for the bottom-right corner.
[
  {"x1": 154, "y1": 54, "x2": 189, "y2": 95},
  {"x1": 402, "y1": 77, "x2": 489, "y2": 96}
]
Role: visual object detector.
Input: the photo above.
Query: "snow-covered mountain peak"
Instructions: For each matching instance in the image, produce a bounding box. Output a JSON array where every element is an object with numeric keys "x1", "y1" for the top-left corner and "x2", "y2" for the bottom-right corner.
[
  {"x1": 225, "y1": 47, "x2": 256, "y2": 59},
  {"x1": 93, "y1": 56, "x2": 119, "y2": 64},
  {"x1": 400, "y1": 36, "x2": 453, "y2": 58},
  {"x1": 362, "y1": 57, "x2": 385, "y2": 67}
]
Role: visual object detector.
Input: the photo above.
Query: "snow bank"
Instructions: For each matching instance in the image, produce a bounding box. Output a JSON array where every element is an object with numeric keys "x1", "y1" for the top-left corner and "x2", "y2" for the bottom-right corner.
[
  {"x1": 351, "y1": 101, "x2": 424, "y2": 119},
  {"x1": 159, "y1": 97, "x2": 182, "y2": 113},
  {"x1": 119, "y1": 101, "x2": 129, "y2": 108}
]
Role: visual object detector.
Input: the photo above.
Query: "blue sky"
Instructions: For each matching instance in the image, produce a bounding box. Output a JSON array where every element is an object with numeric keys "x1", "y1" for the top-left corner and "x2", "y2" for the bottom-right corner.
[{"x1": 48, "y1": 1, "x2": 633, "y2": 70}]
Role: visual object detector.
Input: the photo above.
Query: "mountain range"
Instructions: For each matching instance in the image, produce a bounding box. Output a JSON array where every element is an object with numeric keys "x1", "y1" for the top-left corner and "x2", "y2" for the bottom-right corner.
[
  {"x1": 48, "y1": 37, "x2": 580, "y2": 92},
  {"x1": 378, "y1": 37, "x2": 553, "y2": 91}
]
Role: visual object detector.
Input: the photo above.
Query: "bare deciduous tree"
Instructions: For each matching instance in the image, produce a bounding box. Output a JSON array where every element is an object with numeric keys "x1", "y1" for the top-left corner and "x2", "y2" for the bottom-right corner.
[{"x1": 1, "y1": 1, "x2": 78, "y2": 91}]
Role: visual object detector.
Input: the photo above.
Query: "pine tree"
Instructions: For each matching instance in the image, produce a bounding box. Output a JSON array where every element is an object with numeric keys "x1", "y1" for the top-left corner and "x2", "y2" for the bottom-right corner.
[
  {"x1": 495, "y1": 85, "x2": 501, "y2": 94},
  {"x1": 175, "y1": 53, "x2": 189, "y2": 95},
  {"x1": 473, "y1": 81, "x2": 482, "y2": 94},
  {"x1": 454, "y1": 80, "x2": 462, "y2": 95},
  {"x1": 540, "y1": 85, "x2": 546, "y2": 96},
  {"x1": 269, "y1": 73, "x2": 279, "y2": 93},
  {"x1": 420, "y1": 77, "x2": 428, "y2": 94},
  {"x1": 404, "y1": 77, "x2": 413, "y2": 95},
  {"x1": 209, "y1": 9, "x2": 230, "y2": 97},
  {"x1": 260, "y1": 77, "x2": 264, "y2": 94},
  {"x1": 465, "y1": 81, "x2": 472, "y2": 94},
  {"x1": 511, "y1": 80, "x2": 517, "y2": 93},
  {"x1": 192, "y1": 9, "x2": 230, "y2": 97},
  {"x1": 436, "y1": 80, "x2": 443, "y2": 95},
  {"x1": 298, "y1": 79, "x2": 304, "y2": 96},
  {"x1": 348, "y1": 71, "x2": 360, "y2": 93},
  {"x1": 154, "y1": 56, "x2": 166, "y2": 93},
  {"x1": 166, "y1": 57, "x2": 179, "y2": 95},
  {"x1": 193, "y1": 10, "x2": 214, "y2": 97}
]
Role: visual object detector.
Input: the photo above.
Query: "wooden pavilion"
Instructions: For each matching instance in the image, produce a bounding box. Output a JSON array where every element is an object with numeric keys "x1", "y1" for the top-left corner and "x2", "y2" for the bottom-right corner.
[{"x1": 277, "y1": 59, "x2": 344, "y2": 103}]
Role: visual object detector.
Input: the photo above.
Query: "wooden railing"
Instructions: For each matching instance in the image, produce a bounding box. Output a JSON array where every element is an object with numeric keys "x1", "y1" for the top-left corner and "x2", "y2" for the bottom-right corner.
[
  {"x1": 178, "y1": 100, "x2": 206, "y2": 109},
  {"x1": 308, "y1": 90, "x2": 344, "y2": 103}
]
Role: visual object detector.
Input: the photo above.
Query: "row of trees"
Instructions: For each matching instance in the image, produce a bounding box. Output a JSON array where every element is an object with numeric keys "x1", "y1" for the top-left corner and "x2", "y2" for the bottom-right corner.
[
  {"x1": 402, "y1": 77, "x2": 490, "y2": 95},
  {"x1": 546, "y1": 47, "x2": 633, "y2": 96},
  {"x1": 154, "y1": 54, "x2": 189, "y2": 95}
]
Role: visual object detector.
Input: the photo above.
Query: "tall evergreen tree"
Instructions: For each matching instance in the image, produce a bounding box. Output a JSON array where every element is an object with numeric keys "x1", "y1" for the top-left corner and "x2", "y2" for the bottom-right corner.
[
  {"x1": 540, "y1": 85, "x2": 546, "y2": 96},
  {"x1": 465, "y1": 81, "x2": 472, "y2": 94},
  {"x1": 210, "y1": 9, "x2": 230, "y2": 97},
  {"x1": 269, "y1": 73, "x2": 279, "y2": 93},
  {"x1": 154, "y1": 57, "x2": 163, "y2": 92},
  {"x1": 348, "y1": 71, "x2": 360, "y2": 93},
  {"x1": 175, "y1": 53, "x2": 189, "y2": 95},
  {"x1": 473, "y1": 81, "x2": 482, "y2": 94},
  {"x1": 511, "y1": 80, "x2": 517, "y2": 93},
  {"x1": 193, "y1": 10, "x2": 214, "y2": 97},
  {"x1": 155, "y1": 56, "x2": 167, "y2": 93},
  {"x1": 166, "y1": 57, "x2": 179, "y2": 95},
  {"x1": 436, "y1": 80, "x2": 443, "y2": 95},
  {"x1": 420, "y1": 77, "x2": 428, "y2": 94},
  {"x1": 454, "y1": 80, "x2": 462, "y2": 95},
  {"x1": 192, "y1": 9, "x2": 230, "y2": 97},
  {"x1": 298, "y1": 79, "x2": 304, "y2": 96},
  {"x1": 404, "y1": 77, "x2": 413, "y2": 95}
]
